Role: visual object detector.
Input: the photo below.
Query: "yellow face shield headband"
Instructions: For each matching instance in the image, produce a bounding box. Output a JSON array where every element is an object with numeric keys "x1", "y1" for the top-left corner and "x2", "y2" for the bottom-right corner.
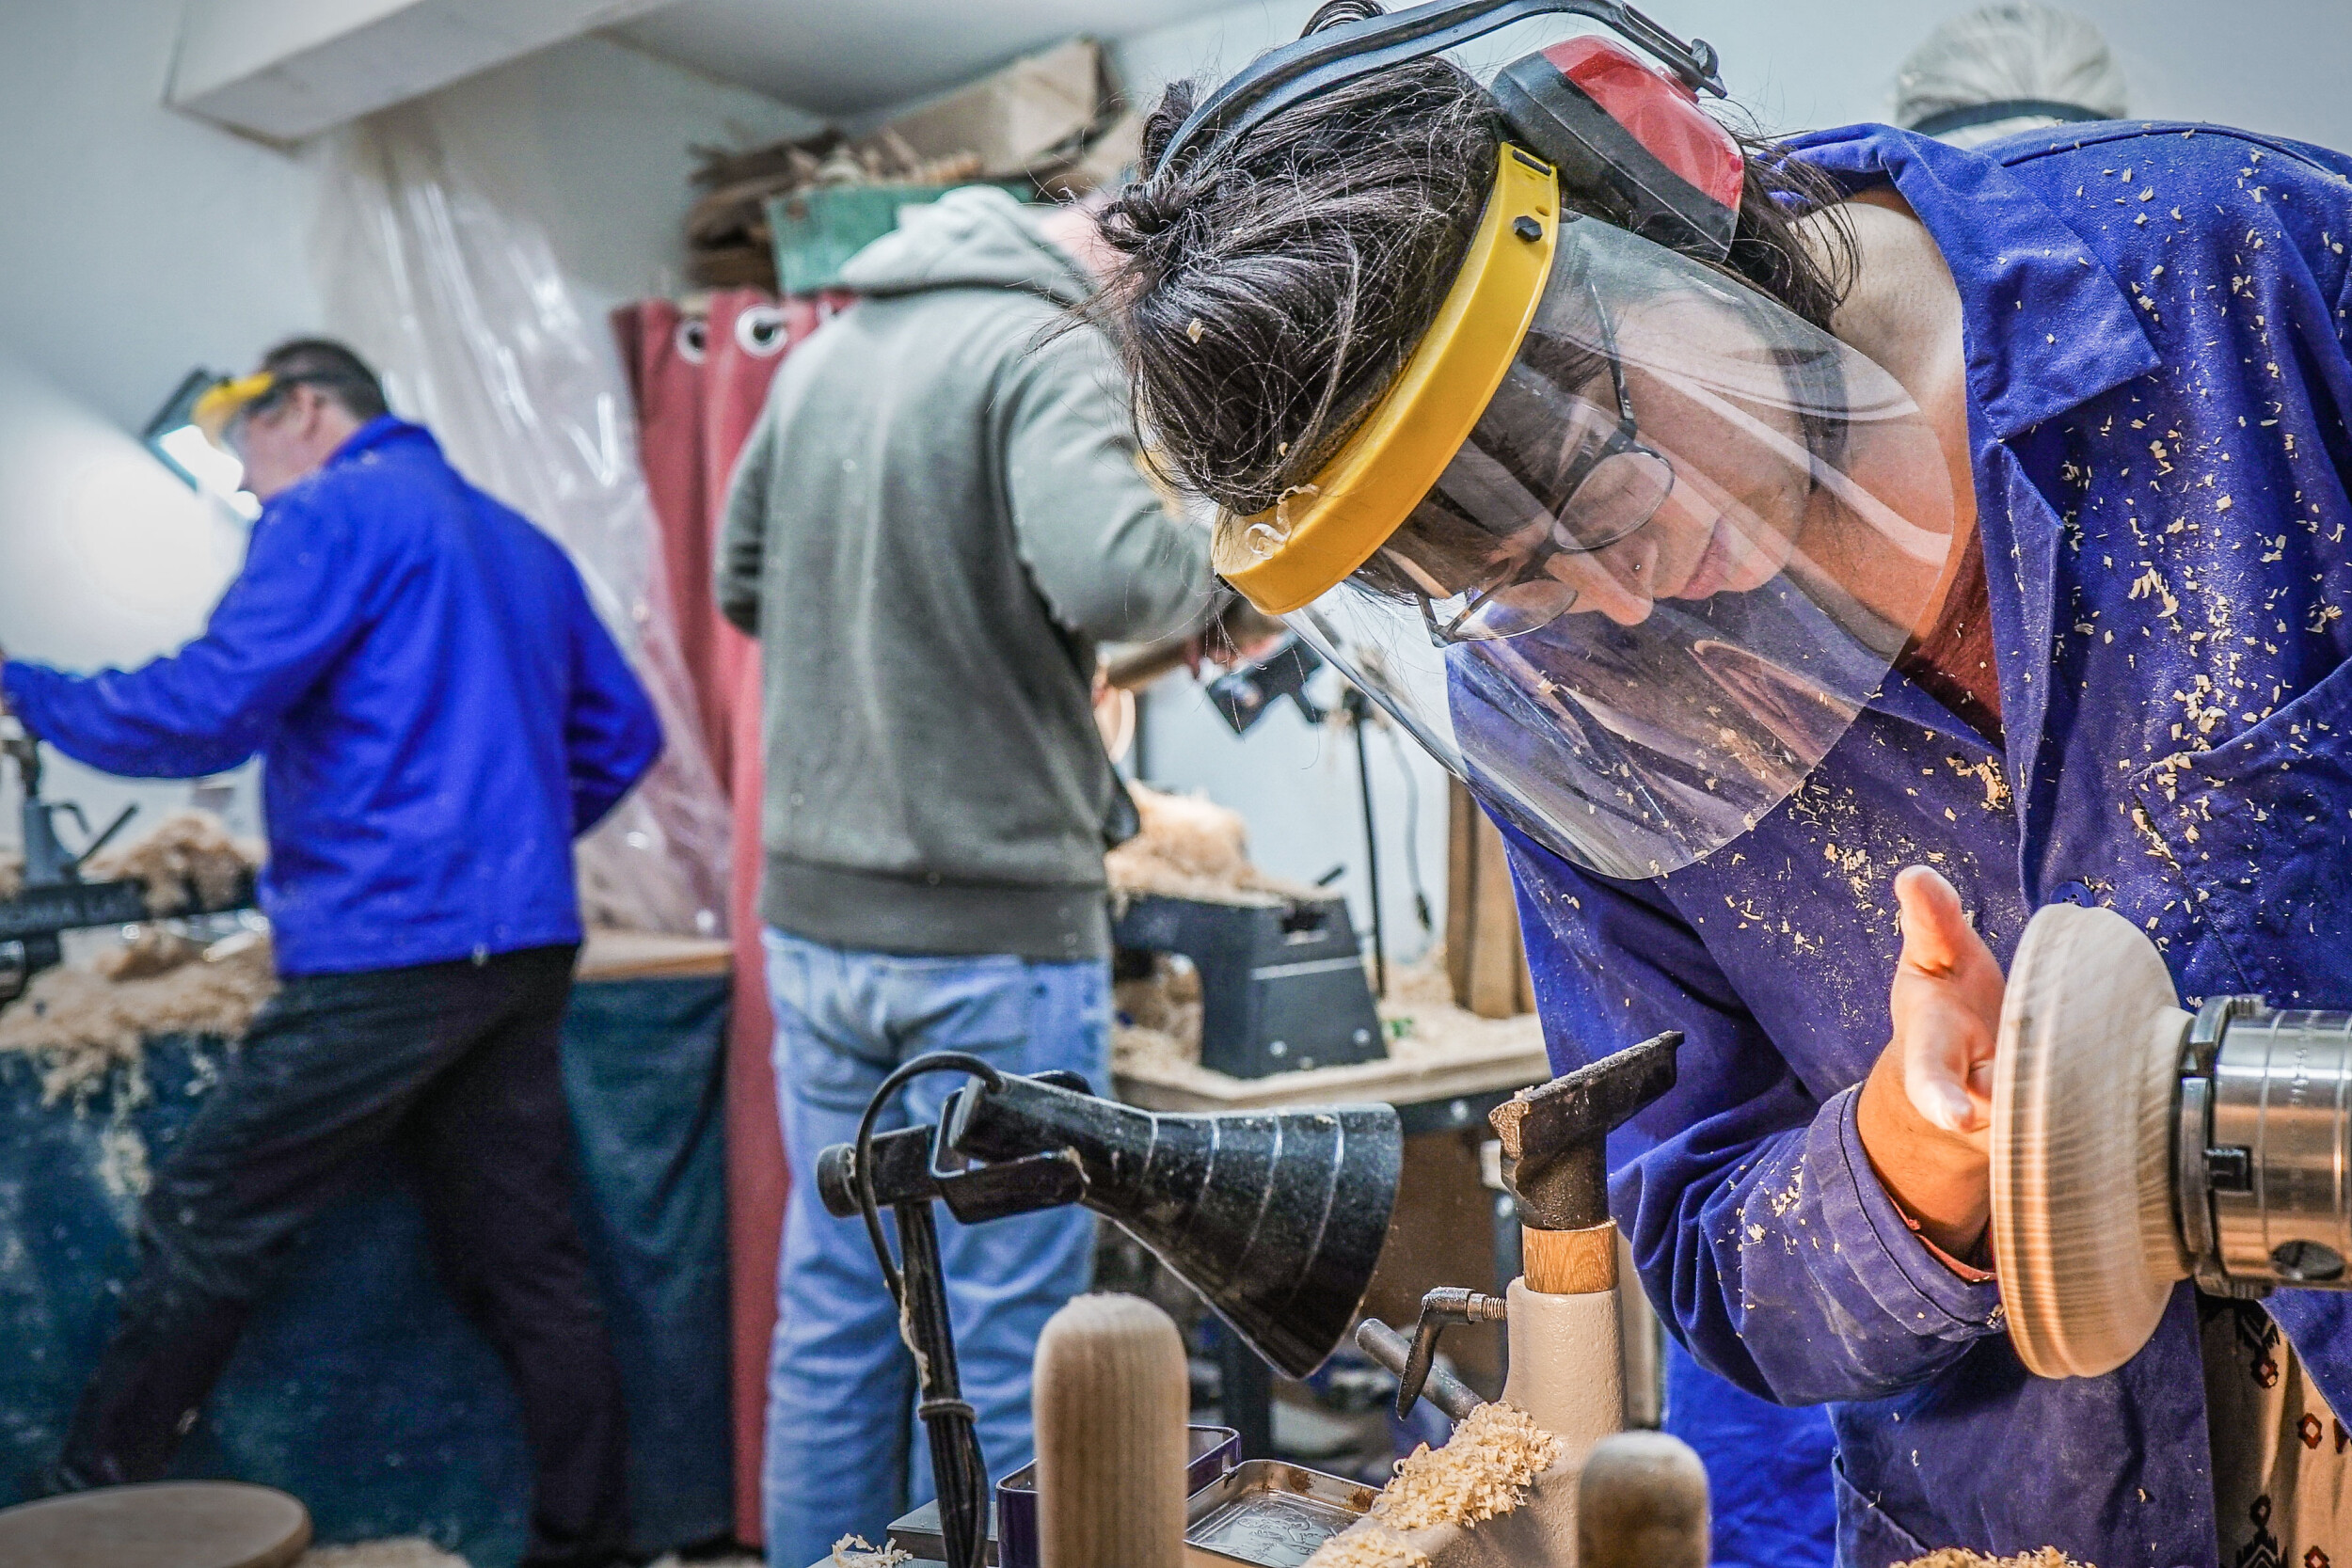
[
  {"x1": 189, "y1": 372, "x2": 278, "y2": 451},
  {"x1": 1221, "y1": 145, "x2": 1561, "y2": 616}
]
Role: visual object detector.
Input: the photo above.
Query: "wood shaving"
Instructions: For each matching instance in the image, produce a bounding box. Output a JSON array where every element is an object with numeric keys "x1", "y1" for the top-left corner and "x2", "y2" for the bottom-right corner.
[
  {"x1": 1115, "y1": 953, "x2": 1200, "y2": 1039},
  {"x1": 1895, "y1": 1553, "x2": 2091, "y2": 1568},
  {"x1": 93, "y1": 926, "x2": 206, "y2": 981},
  {"x1": 1106, "y1": 784, "x2": 1320, "y2": 908},
  {"x1": 829, "y1": 1536, "x2": 912, "y2": 1567},
  {"x1": 1365, "y1": 1401, "x2": 1561, "y2": 1532},
  {"x1": 1300, "y1": 1525, "x2": 1431, "y2": 1568},
  {"x1": 0, "y1": 931, "x2": 277, "y2": 1101},
  {"x1": 86, "y1": 809, "x2": 262, "y2": 915}
]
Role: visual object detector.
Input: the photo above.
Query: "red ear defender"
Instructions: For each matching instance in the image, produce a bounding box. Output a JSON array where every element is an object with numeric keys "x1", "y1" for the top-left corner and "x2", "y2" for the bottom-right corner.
[{"x1": 1490, "y1": 33, "x2": 1744, "y2": 259}]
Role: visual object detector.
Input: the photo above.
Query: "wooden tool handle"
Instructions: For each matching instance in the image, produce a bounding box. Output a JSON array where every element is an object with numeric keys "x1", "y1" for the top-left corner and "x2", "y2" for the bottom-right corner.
[
  {"x1": 1578, "y1": 1431, "x2": 1709, "y2": 1568},
  {"x1": 1034, "y1": 1293, "x2": 1188, "y2": 1568},
  {"x1": 1523, "y1": 1220, "x2": 1617, "y2": 1294}
]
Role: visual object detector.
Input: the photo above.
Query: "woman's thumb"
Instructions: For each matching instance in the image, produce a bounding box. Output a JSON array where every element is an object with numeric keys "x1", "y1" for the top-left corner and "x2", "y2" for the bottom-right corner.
[{"x1": 1895, "y1": 864, "x2": 1969, "y2": 974}]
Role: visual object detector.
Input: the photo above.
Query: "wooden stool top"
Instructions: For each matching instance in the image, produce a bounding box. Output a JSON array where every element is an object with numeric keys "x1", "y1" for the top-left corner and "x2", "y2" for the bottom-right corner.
[{"x1": 0, "y1": 1481, "x2": 310, "y2": 1568}]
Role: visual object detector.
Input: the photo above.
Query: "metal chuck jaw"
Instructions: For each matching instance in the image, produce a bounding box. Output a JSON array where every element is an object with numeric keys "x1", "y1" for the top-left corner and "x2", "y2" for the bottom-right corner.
[{"x1": 2176, "y1": 993, "x2": 2352, "y2": 1294}]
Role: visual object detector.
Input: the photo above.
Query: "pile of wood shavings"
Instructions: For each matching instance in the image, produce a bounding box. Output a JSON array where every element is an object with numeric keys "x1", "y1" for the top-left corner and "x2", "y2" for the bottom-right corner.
[
  {"x1": 829, "y1": 1536, "x2": 911, "y2": 1567},
  {"x1": 86, "y1": 809, "x2": 262, "y2": 915},
  {"x1": 1106, "y1": 784, "x2": 1320, "y2": 908},
  {"x1": 0, "y1": 931, "x2": 276, "y2": 1102},
  {"x1": 1896, "y1": 1552, "x2": 2091, "y2": 1568},
  {"x1": 1368, "y1": 1401, "x2": 1562, "y2": 1531}
]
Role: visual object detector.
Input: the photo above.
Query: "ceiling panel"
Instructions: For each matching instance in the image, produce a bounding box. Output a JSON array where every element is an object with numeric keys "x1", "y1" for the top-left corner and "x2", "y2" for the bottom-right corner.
[{"x1": 612, "y1": 0, "x2": 1241, "y2": 117}]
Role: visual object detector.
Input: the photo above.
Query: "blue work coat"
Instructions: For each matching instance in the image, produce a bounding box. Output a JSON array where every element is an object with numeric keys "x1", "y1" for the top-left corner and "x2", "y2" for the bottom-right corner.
[
  {"x1": 2, "y1": 418, "x2": 662, "y2": 975},
  {"x1": 1505, "y1": 122, "x2": 2352, "y2": 1568}
]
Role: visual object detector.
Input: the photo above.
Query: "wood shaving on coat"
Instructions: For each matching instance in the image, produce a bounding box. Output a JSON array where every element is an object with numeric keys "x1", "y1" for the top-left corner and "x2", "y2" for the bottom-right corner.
[
  {"x1": 0, "y1": 930, "x2": 276, "y2": 1101},
  {"x1": 1895, "y1": 1553, "x2": 2091, "y2": 1568},
  {"x1": 1365, "y1": 1401, "x2": 1561, "y2": 1531},
  {"x1": 1300, "y1": 1524, "x2": 1432, "y2": 1568},
  {"x1": 85, "y1": 809, "x2": 262, "y2": 915},
  {"x1": 1105, "y1": 784, "x2": 1321, "y2": 908}
]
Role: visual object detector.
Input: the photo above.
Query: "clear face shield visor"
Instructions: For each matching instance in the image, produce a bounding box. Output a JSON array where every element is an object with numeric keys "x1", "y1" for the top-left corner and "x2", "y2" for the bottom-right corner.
[{"x1": 1222, "y1": 149, "x2": 1954, "y2": 879}]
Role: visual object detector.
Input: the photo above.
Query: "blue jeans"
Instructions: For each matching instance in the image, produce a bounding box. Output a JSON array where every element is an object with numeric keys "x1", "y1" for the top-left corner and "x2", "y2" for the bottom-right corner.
[{"x1": 761, "y1": 928, "x2": 1109, "y2": 1568}]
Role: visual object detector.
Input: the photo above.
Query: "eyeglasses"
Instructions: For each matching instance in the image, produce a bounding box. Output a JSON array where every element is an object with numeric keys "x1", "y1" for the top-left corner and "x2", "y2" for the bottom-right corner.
[
  {"x1": 1416, "y1": 299, "x2": 1674, "y2": 645},
  {"x1": 219, "y1": 381, "x2": 306, "y2": 459}
]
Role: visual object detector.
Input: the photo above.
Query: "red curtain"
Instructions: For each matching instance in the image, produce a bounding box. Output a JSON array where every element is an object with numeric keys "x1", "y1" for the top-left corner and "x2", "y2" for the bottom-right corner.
[{"x1": 614, "y1": 288, "x2": 827, "y2": 1545}]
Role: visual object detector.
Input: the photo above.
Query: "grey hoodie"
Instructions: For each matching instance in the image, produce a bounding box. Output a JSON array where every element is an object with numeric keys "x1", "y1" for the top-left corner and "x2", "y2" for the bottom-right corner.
[{"x1": 717, "y1": 187, "x2": 1214, "y2": 962}]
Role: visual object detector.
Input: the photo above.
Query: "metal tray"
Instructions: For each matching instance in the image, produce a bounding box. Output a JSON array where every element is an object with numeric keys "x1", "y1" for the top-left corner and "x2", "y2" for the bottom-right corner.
[{"x1": 1184, "y1": 1459, "x2": 1376, "y2": 1568}]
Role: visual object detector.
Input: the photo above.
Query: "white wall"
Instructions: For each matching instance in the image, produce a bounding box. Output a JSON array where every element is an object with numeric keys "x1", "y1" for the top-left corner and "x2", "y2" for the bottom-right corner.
[
  {"x1": 0, "y1": 6, "x2": 809, "y2": 853},
  {"x1": 400, "y1": 35, "x2": 822, "y2": 322},
  {"x1": 1109, "y1": 0, "x2": 2352, "y2": 966},
  {"x1": 0, "y1": 347, "x2": 259, "y2": 845},
  {"x1": 1111, "y1": 0, "x2": 2352, "y2": 147}
]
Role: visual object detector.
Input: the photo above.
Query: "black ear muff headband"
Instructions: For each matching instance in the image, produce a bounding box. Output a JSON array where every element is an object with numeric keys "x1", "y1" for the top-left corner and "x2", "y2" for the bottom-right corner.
[{"x1": 1148, "y1": 0, "x2": 1739, "y2": 260}]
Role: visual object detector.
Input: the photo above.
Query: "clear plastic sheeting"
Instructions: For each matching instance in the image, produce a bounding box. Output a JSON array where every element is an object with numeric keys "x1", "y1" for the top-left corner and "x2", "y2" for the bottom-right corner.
[{"x1": 313, "y1": 106, "x2": 730, "y2": 937}]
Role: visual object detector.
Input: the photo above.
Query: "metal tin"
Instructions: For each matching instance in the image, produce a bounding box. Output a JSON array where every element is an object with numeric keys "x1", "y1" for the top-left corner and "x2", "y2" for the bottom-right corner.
[
  {"x1": 996, "y1": 1425, "x2": 1243, "y2": 1568},
  {"x1": 1184, "y1": 1459, "x2": 1377, "y2": 1568},
  {"x1": 890, "y1": 1425, "x2": 1244, "y2": 1568}
]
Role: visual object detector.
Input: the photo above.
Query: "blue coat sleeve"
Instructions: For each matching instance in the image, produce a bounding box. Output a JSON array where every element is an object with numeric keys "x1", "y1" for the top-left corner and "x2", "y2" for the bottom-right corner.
[
  {"x1": 560, "y1": 565, "x2": 662, "y2": 837},
  {"x1": 0, "y1": 499, "x2": 373, "y2": 779},
  {"x1": 1505, "y1": 832, "x2": 2006, "y2": 1406}
]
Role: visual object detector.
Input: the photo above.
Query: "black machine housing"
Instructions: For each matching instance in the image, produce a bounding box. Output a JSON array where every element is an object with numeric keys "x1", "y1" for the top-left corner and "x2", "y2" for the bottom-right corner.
[
  {"x1": 1115, "y1": 893, "x2": 1388, "y2": 1079},
  {"x1": 1, "y1": 726, "x2": 256, "y2": 1002}
]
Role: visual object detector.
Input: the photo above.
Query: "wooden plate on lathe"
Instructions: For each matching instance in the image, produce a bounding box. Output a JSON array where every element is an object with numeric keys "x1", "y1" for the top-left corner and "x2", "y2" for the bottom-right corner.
[
  {"x1": 1991, "y1": 902, "x2": 2192, "y2": 1379},
  {"x1": 0, "y1": 1481, "x2": 310, "y2": 1568}
]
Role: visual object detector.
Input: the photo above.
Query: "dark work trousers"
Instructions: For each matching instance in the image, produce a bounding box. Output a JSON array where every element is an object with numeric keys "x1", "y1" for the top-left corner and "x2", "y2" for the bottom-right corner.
[{"x1": 52, "y1": 944, "x2": 628, "y2": 1566}]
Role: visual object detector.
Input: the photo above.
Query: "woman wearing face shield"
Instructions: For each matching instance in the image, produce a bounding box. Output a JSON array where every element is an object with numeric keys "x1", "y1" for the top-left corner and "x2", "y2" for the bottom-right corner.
[{"x1": 1091, "y1": 4, "x2": 2352, "y2": 1564}]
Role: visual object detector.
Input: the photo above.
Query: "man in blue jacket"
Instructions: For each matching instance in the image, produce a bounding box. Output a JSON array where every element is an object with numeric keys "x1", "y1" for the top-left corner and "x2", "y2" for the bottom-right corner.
[{"x1": 0, "y1": 339, "x2": 662, "y2": 1568}]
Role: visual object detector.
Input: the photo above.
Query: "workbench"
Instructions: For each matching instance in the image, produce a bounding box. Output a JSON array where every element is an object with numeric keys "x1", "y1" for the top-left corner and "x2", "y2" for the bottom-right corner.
[{"x1": 0, "y1": 927, "x2": 736, "y2": 1567}]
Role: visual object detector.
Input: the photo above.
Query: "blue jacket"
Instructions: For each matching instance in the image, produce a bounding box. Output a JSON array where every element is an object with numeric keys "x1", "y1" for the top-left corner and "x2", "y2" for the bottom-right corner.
[
  {"x1": 1502, "y1": 123, "x2": 2352, "y2": 1568},
  {"x1": 2, "y1": 418, "x2": 662, "y2": 975}
]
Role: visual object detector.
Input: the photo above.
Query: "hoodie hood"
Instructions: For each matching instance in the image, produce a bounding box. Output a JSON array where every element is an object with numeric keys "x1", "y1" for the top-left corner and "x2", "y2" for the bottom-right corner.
[{"x1": 838, "y1": 185, "x2": 1094, "y2": 307}]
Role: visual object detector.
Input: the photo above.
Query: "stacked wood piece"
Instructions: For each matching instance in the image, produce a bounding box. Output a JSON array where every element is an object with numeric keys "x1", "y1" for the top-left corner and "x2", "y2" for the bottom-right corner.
[{"x1": 1446, "y1": 781, "x2": 1535, "y2": 1019}]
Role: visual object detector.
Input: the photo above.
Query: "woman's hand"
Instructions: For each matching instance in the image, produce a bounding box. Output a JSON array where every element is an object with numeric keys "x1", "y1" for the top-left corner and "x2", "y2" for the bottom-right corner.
[{"x1": 1855, "y1": 864, "x2": 2006, "y2": 1262}]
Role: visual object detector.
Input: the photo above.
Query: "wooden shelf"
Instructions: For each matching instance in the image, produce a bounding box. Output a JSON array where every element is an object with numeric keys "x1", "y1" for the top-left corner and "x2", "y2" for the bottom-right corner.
[{"x1": 577, "y1": 928, "x2": 734, "y2": 981}]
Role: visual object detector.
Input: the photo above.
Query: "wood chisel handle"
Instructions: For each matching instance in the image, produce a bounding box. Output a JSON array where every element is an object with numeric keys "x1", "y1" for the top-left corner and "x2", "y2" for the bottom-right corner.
[
  {"x1": 1578, "y1": 1430, "x2": 1709, "y2": 1568},
  {"x1": 1035, "y1": 1293, "x2": 1188, "y2": 1568}
]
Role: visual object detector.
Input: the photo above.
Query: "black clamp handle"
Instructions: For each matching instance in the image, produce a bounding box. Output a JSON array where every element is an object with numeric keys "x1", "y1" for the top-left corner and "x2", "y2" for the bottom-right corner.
[{"x1": 1358, "y1": 1286, "x2": 1507, "y2": 1421}]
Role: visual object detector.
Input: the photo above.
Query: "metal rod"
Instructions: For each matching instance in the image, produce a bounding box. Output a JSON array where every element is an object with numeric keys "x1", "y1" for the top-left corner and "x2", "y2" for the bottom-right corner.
[
  {"x1": 72, "y1": 802, "x2": 140, "y2": 868},
  {"x1": 1355, "y1": 1320, "x2": 1483, "y2": 1421},
  {"x1": 1218, "y1": 1327, "x2": 1275, "y2": 1460},
  {"x1": 1349, "y1": 690, "x2": 1388, "y2": 999},
  {"x1": 896, "y1": 1198, "x2": 991, "y2": 1568}
]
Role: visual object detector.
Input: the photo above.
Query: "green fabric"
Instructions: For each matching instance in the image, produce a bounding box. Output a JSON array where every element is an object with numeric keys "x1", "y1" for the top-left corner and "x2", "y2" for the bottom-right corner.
[{"x1": 718, "y1": 187, "x2": 1213, "y2": 961}]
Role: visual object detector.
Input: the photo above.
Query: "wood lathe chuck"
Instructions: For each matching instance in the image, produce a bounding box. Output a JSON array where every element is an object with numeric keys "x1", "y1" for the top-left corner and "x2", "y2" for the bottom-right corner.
[{"x1": 1994, "y1": 901, "x2": 2352, "y2": 1379}]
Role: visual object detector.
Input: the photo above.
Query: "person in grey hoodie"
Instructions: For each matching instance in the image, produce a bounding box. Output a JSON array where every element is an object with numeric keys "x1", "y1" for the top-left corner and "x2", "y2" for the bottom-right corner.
[{"x1": 717, "y1": 185, "x2": 1214, "y2": 1567}]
